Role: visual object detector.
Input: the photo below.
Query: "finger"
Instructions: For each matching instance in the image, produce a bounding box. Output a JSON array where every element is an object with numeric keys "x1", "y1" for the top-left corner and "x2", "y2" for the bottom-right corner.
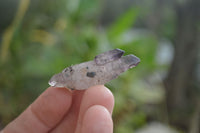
[
  {"x1": 81, "y1": 105, "x2": 113, "y2": 133},
  {"x1": 51, "y1": 85, "x2": 114, "y2": 133},
  {"x1": 75, "y1": 85, "x2": 114, "y2": 133},
  {"x1": 50, "y1": 90, "x2": 85, "y2": 133},
  {"x1": 3, "y1": 87, "x2": 72, "y2": 133}
]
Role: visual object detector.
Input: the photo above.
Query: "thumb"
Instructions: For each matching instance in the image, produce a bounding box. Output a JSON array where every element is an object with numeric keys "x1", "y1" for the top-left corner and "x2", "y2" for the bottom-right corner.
[{"x1": 2, "y1": 87, "x2": 72, "y2": 133}]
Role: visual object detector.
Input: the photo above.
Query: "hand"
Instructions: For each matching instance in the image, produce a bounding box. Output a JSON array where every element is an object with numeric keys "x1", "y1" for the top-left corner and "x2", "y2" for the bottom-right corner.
[{"x1": 2, "y1": 85, "x2": 114, "y2": 133}]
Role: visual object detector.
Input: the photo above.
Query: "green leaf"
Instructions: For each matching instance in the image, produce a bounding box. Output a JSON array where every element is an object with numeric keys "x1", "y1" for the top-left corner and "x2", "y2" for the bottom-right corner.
[{"x1": 108, "y1": 7, "x2": 139, "y2": 39}]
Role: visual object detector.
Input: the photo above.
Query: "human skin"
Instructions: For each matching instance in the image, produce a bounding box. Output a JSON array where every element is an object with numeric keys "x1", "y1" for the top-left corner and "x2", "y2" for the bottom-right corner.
[{"x1": 1, "y1": 85, "x2": 114, "y2": 133}]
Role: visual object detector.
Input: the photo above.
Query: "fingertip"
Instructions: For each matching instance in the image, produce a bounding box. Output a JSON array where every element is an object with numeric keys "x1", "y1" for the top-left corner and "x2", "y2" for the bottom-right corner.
[
  {"x1": 81, "y1": 105, "x2": 113, "y2": 133},
  {"x1": 85, "y1": 85, "x2": 114, "y2": 114},
  {"x1": 74, "y1": 85, "x2": 114, "y2": 133}
]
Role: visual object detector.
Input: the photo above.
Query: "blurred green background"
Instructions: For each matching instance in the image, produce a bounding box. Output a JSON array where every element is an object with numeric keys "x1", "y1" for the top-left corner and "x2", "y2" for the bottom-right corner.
[{"x1": 0, "y1": 0, "x2": 200, "y2": 132}]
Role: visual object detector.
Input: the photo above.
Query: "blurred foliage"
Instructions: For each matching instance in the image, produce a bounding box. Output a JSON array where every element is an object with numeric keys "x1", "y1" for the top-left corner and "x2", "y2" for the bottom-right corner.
[{"x1": 0, "y1": 0, "x2": 169, "y2": 132}]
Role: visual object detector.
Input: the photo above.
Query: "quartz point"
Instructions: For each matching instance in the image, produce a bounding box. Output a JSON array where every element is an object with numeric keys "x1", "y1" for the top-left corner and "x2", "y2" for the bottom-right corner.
[{"x1": 48, "y1": 49, "x2": 140, "y2": 90}]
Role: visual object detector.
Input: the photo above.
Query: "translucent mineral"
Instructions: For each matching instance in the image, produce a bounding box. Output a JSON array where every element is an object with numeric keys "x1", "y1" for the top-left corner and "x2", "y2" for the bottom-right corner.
[{"x1": 48, "y1": 49, "x2": 140, "y2": 90}]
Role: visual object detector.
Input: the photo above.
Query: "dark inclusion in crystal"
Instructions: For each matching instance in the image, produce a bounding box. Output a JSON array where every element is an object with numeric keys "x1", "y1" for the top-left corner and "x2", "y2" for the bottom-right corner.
[{"x1": 86, "y1": 72, "x2": 96, "y2": 78}]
